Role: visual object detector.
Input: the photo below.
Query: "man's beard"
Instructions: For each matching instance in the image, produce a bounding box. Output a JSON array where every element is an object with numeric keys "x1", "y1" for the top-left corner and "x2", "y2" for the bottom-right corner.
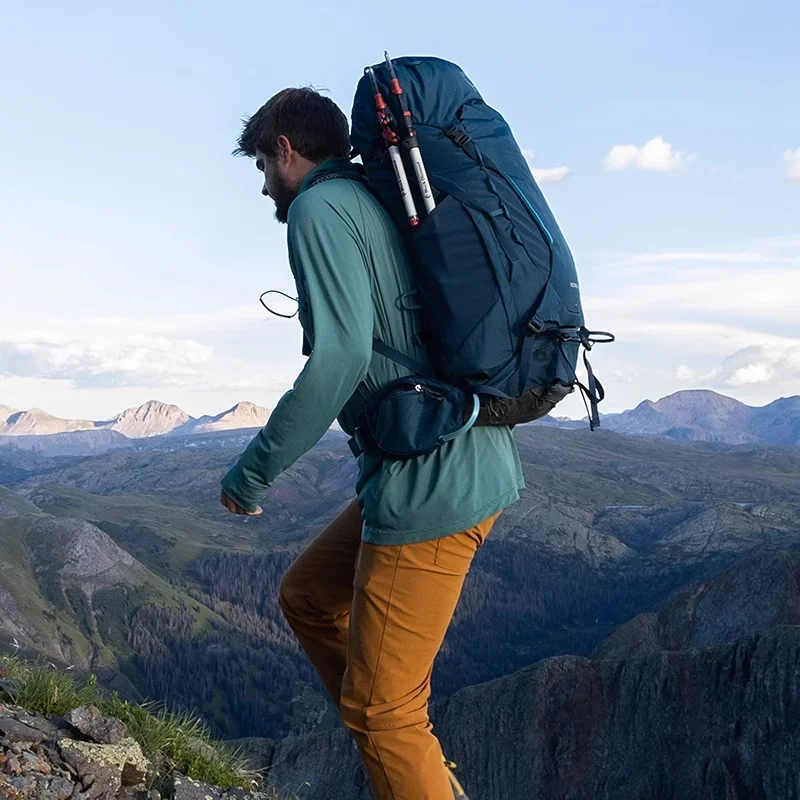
[{"x1": 271, "y1": 172, "x2": 297, "y2": 224}]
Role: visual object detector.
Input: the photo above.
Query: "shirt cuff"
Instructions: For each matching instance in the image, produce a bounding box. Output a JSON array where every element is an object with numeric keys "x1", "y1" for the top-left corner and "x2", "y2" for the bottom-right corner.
[{"x1": 220, "y1": 465, "x2": 265, "y2": 513}]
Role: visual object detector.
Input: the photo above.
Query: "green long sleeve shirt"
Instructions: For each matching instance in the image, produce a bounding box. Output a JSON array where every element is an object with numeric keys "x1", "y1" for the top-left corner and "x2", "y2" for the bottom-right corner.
[{"x1": 221, "y1": 159, "x2": 524, "y2": 544}]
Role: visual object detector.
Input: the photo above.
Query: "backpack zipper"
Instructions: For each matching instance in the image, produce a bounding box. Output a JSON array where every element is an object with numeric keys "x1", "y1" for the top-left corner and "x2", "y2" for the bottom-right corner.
[
  {"x1": 499, "y1": 171, "x2": 555, "y2": 246},
  {"x1": 414, "y1": 383, "x2": 446, "y2": 401}
]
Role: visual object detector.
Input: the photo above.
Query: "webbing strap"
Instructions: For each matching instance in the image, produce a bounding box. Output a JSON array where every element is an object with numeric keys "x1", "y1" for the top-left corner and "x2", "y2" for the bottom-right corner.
[
  {"x1": 553, "y1": 335, "x2": 607, "y2": 430},
  {"x1": 519, "y1": 327, "x2": 540, "y2": 397},
  {"x1": 581, "y1": 349, "x2": 604, "y2": 431},
  {"x1": 371, "y1": 338, "x2": 432, "y2": 377}
]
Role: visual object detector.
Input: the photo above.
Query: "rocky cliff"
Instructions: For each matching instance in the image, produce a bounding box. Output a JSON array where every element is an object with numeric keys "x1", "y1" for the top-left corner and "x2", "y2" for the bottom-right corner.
[{"x1": 252, "y1": 551, "x2": 800, "y2": 800}]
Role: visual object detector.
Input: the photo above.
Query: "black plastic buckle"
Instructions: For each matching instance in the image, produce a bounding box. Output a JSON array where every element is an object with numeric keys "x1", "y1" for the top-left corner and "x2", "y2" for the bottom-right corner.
[
  {"x1": 348, "y1": 429, "x2": 367, "y2": 459},
  {"x1": 444, "y1": 126, "x2": 472, "y2": 148}
]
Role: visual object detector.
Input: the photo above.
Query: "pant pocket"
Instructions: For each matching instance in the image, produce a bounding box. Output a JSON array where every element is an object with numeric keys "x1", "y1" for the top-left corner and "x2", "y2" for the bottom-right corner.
[{"x1": 433, "y1": 531, "x2": 481, "y2": 574}]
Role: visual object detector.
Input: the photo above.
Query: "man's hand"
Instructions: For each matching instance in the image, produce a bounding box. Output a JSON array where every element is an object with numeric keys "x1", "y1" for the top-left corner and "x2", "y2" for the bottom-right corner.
[{"x1": 220, "y1": 489, "x2": 263, "y2": 516}]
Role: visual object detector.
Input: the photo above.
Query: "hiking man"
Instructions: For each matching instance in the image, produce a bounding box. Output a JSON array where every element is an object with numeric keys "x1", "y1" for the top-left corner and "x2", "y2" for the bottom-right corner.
[{"x1": 220, "y1": 87, "x2": 524, "y2": 800}]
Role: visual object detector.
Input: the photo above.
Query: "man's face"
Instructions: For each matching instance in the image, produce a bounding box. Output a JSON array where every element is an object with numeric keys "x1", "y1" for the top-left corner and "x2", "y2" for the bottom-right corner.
[{"x1": 255, "y1": 147, "x2": 296, "y2": 224}]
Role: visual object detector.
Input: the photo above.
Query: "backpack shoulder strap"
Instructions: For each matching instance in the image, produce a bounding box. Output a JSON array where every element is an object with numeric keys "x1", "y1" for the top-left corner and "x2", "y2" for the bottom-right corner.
[{"x1": 308, "y1": 166, "x2": 433, "y2": 379}]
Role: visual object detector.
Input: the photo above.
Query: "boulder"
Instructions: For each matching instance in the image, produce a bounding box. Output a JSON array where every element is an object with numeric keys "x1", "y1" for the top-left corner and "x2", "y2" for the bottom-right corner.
[
  {"x1": 0, "y1": 717, "x2": 47, "y2": 745},
  {"x1": 59, "y1": 738, "x2": 149, "y2": 799},
  {"x1": 64, "y1": 706, "x2": 129, "y2": 745}
]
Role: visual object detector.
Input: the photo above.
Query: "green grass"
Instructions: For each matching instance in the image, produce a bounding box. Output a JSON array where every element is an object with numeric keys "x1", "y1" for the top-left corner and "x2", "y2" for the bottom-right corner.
[
  {"x1": 1, "y1": 657, "x2": 104, "y2": 716},
  {"x1": 0, "y1": 654, "x2": 282, "y2": 795},
  {"x1": 102, "y1": 693, "x2": 251, "y2": 792}
]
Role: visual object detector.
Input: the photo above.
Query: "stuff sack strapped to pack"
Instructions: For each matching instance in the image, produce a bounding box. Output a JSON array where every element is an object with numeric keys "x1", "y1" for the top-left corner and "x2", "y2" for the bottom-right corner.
[{"x1": 346, "y1": 55, "x2": 613, "y2": 459}]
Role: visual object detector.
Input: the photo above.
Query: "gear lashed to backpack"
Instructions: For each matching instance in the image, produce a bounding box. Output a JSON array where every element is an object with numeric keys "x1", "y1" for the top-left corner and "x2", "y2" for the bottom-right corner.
[{"x1": 341, "y1": 55, "x2": 613, "y2": 459}]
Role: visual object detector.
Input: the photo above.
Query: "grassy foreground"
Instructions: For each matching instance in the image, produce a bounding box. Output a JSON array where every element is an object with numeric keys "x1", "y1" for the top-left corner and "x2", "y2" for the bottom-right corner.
[{"x1": 0, "y1": 654, "x2": 293, "y2": 798}]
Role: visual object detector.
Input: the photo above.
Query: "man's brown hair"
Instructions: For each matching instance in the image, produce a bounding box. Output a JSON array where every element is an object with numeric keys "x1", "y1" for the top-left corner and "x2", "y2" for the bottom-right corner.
[{"x1": 234, "y1": 88, "x2": 350, "y2": 162}]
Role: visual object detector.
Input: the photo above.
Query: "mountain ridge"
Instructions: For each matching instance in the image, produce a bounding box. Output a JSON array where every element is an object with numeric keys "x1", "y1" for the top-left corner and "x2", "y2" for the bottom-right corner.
[
  {"x1": 0, "y1": 400, "x2": 271, "y2": 440},
  {"x1": 599, "y1": 389, "x2": 800, "y2": 445},
  {"x1": 1, "y1": 389, "x2": 797, "y2": 445}
]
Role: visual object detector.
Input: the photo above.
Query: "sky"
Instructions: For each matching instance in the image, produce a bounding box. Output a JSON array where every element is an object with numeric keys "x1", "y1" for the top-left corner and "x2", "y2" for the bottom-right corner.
[{"x1": 1, "y1": 0, "x2": 798, "y2": 422}]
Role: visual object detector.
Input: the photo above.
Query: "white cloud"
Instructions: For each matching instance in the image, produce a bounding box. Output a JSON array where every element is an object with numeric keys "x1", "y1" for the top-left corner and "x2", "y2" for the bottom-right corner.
[
  {"x1": 602, "y1": 136, "x2": 694, "y2": 173},
  {"x1": 718, "y1": 344, "x2": 800, "y2": 387},
  {"x1": 0, "y1": 304, "x2": 267, "y2": 337},
  {"x1": 785, "y1": 147, "x2": 800, "y2": 182},
  {"x1": 0, "y1": 333, "x2": 213, "y2": 388},
  {"x1": 675, "y1": 364, "x2": 722, "y2": 384},
  {"x1": 522, "y1": 149, "x2": 573, "y2": 184},
  {"x1": 532, "y1": 166, "x2": 573, "y2": 184},
  {"x1": 583, "y1": 239, "x2": 800, "y2": 328},
  {"x1": 577, "y1": 236, "x2": 800, "y2": 409}
]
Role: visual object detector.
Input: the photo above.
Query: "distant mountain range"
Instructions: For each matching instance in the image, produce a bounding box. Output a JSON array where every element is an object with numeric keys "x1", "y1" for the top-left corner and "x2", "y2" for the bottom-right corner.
[
  {"x1": 544, "y1": 389, "x2": 800, "y2": 446},
  {"x1": 1, "y1": 390, "x2": 798, "y2": 448},
  {"x1": 0, "y1": 400, "x2": 270, "y2": 440},
  {"x1": 603, "y1": 390, "x2": 800, "y2": 445}
]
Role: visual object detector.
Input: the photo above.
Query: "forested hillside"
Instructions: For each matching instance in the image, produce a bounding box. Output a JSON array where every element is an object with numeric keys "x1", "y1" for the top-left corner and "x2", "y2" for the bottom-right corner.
[{"x1": 1, "y1": 426, "x2": 799, "y2": 740}]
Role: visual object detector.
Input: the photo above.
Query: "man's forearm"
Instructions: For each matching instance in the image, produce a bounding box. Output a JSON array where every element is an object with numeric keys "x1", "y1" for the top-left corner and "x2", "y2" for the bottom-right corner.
[{"x1": 221, "y1": 344, "x2": 370, "y2": 510}]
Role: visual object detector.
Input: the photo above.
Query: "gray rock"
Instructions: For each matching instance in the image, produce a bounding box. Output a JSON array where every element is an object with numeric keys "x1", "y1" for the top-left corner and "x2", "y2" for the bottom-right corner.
[
  {"x1": 4, "y1": 774, "x2": 36, "y2": 794},
  {"x1": 0, "y1": 717, "x2": 46, "y2": 744},
  {"x1": 47, "y1": 775, "x2": 76, "y2": 799},
  {"x1": 59, "y1": 738, "x2": 149, "y2": 799},
  {"x1": 172, "y1": 773, "x2": 223, "y2": 800},
  {"x1": 170, "y1": 775, "x2": 263, "y2": 800},
  {"x1": 1, "y1": 754, "x2": 22, "y2": 776},
  {"x1": 17, "y1": 714, "x2": 58, "y2": 739},
  {"x1": 64, "y1": 707, "x2": 128, "y2": 745},
  {"x1": 20, "y1": 750, "x2": 48, "y2": 772}
]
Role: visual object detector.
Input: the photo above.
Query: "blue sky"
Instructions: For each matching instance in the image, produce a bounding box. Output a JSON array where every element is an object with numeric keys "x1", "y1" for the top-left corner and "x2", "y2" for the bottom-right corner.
[{"x1": 1, "y1": 0, "x2": 798, "y2": 420}]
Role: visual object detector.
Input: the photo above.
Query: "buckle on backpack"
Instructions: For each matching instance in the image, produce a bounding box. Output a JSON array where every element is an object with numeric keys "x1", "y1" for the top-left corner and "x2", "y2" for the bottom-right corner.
[
  {"x1": 527, "y1": 315, "x2": 544, "y2": 335},
  {"x1": 443, "y1": 126, "x2": 472, "y2": 149},
  {"x1": 348, "y1": 428, "x2": 368, "y2": 459}
]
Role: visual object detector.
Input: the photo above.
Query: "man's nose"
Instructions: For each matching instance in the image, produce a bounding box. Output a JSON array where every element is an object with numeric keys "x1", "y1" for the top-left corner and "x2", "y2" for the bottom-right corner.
[{"x1": 262, "y1": 186, "x2": 270, "y2": 197}]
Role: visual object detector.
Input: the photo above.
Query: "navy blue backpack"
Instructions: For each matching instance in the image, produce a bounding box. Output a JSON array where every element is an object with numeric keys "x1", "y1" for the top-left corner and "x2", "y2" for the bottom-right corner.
[{"x1": 346, "y1": 56, "x2": 612, "y2": 459}]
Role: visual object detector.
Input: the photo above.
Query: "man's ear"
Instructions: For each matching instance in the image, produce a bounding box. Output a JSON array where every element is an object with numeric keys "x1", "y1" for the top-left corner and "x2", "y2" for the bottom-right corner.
[{"x1": 276, "y1": 135, "x2": 293, "y2": 163}]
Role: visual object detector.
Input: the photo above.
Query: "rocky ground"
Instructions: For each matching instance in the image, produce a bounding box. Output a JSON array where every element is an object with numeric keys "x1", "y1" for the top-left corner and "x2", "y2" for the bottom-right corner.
[{"x1": 0, "y1": 703, "x2": 274, "y2": 800}]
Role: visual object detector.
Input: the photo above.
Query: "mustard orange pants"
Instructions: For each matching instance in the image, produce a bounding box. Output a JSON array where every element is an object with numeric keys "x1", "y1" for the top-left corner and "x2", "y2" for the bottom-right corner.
[{"x1": 279, "y1": 500, "x2": 499, "y2": 800}]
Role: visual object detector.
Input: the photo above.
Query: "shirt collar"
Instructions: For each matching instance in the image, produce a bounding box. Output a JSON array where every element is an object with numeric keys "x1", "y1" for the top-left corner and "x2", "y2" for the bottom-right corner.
[{"x1": 299, "y1": 158, "x2": 358, "y2": 195}]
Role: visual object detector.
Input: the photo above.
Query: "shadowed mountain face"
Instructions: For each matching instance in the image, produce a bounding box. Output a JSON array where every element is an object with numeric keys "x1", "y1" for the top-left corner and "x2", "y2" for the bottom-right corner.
[
  {"x1": 253, "y1": 551, "x2": 800, "y2": 800},
  {"x1": 0, "y1": 405, "x2": 19, "y2": 424}
]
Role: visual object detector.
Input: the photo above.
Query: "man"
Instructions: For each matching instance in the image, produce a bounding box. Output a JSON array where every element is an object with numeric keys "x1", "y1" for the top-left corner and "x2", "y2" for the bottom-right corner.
[{"x1": 220, "y1": 87, "x2": 524, "y2": 800}]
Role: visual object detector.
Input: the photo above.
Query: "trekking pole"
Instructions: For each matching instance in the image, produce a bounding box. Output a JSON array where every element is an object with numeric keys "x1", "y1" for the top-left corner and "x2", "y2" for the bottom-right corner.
[
  {"x1": 384, "y1": 51, "x2": 436, "y2": 214},
  {"x1": 365, "y1": 66, "x2": 419, "y2": 227}
]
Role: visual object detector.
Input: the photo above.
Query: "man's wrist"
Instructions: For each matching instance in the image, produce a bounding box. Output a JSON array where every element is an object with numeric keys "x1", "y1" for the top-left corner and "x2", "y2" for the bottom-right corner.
[{"x1": 220, "y1": 469, "x2": 263, "y2": 513}]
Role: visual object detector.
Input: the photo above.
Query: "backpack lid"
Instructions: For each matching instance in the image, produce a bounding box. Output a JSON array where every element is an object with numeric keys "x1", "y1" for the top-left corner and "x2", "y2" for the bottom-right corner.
[{"x1": 351, "y1": 56, "x2": 483, "y2": 158}]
